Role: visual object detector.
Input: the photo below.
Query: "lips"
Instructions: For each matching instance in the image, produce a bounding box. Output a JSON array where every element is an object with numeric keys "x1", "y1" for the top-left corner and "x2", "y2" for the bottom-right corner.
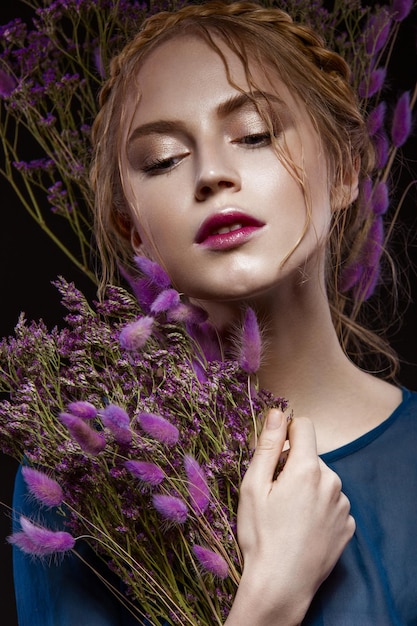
[{"x1": 195, "y1": 210, "x2": 265, "y2": 248}]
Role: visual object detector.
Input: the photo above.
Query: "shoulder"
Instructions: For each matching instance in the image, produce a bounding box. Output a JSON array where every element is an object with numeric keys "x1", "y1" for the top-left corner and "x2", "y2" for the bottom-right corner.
[{"x1": 396, "y1": 387, "x2": 417, "y2": 416}]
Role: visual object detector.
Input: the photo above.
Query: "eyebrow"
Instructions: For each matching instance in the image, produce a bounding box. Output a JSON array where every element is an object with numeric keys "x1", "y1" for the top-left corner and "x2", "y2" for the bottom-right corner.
[
  {"x1": 217, "y1": 90, "x2": 284, "y2": 117},
  {"x1": 127, "y1": 90, "x2": 286, "y2": 146}
]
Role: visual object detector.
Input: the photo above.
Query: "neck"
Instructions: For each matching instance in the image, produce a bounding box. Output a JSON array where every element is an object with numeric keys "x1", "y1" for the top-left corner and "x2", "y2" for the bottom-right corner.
[
  {"x1": 254, "y1": 281, "x2": 355, "y2": 411},
  {"x1": 200, "y1": 276, "x2": 401, "y2": 453}
]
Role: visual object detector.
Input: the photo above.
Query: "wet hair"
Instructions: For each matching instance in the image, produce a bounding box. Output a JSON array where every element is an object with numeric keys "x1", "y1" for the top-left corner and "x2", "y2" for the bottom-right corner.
[{"x1": 90, "y1": 0, "x2": 398, "y2": 377}]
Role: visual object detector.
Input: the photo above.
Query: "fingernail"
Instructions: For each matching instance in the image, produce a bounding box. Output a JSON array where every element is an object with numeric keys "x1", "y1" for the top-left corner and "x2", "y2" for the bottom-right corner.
[{"x1": 266, "y1": 409, "x2": 283, "y2": 430}]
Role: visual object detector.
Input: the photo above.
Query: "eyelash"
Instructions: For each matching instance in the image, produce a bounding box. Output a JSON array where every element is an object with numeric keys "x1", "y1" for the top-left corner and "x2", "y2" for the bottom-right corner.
[
  {"x1": 237, "y1": 131, "x2": 273, "y2": 147},
  {"x1": 141, "y1": 131, "x2": 274, "y2": 176},
  {"x1": 142, "y1": 157, "x2": 180, "y2": 175}
]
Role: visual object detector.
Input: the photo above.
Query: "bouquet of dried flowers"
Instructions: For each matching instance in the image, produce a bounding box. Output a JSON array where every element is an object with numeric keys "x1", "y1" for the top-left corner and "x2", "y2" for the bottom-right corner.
[{"x1": 0, "y1": 254, "x2": 285, "y2": 624}]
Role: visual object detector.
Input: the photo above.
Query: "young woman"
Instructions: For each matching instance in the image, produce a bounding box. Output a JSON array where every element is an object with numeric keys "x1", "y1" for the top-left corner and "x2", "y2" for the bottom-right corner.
[{"x1": 13, "y1": 2, "x2": 417, "y2": 624}]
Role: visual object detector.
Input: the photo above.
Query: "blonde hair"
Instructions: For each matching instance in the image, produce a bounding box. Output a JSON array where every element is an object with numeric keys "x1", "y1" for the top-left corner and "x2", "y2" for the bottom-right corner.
[{"x1": 90, "y1": 0, "x2": 398, "y2": 377}]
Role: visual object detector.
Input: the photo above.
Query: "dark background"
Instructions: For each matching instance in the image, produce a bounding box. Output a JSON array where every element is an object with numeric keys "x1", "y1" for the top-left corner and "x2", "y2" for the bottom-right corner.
[{"x1": 0, "y1": 1, "x2": 416, "y2": 625}]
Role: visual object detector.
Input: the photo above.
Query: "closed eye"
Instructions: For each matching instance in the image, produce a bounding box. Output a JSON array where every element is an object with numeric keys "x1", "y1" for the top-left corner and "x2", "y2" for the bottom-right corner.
[
  {"x1": 237, "y1": 132, "x2": 272, "y2": 147},
  {"x1": 141, "y1": 155, "x2": 183, "y2": 175}
]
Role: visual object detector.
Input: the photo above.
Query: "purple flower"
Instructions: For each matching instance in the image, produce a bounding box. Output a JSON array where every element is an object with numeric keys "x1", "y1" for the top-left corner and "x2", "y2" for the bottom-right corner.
[
  {"x1": 190, "y1": 358, "x2": 208, "y2": 384},
  {"x1": 364, "y1": 12, "x2": 391, "y2": 55},
  {"x1": 192, "y1": 545, "x2": 229, "y2": 579},
  {"x1": 391, "y1": 0, "x2": 413, "y2": 21},
  {"x1": 67, "y1": 401, "x2": 97, "y2": 420},
  {"x1": 367, "y1": 102, "x2": 386, "y2": 136},
  {"x1": 239, "y1": 308, "x2": 261, "y2": 374},
  {"x1": 391, "y1": 91, "x2": 412, "y2": 148},
  {"x1": 358, "y1": 67, "x2": 386, "y2": 98},
  {"x1": 119, "y1": 316, "x2": 154, "y2": 351},
  {"x1": 100, "y1": 404, "x2": 132, "y2": 444},
  {"x1": 167, "y1": 303, "x2": 208, "y2": 324},
  {"x1": 0, "y1": 68, "x2": 16, "y2": 98},
  {"x1": 152, "y1": 494, "x2": 188, "y2": 524},
  {"x1": 124, "y1": 460, "x2": 165, "y2": 486},
  {"x1": 361, "y1": 178, "x2": 373, "y2": 214},
  {"x1": 363, "y1": 216, "x2": 384, "y2": 269},
  {"x1": 184, "y1": 455, "x2": 210, "y2": 515},
  {"x1": 8, "y1": 516, "x2": 75, "y2": 556},
  {"x1": 371, "y1": 181, "x2": 389, "y2": 215},
  {"x1": 21, "y1": 466, "x2": 64, "y2": 507},
  {"x1": 339, "y1": 263, "x2": 364, "y2": 292},
  {"x1": 137, "y1": 412, "x2": 179, "y2": 446},
  {"x1": 133, "y1": 279, "x2": 160, "y2": 313},
  {"x1": 134, "y1": 256, "x2": 171, "y2": 289},
  {"x1": 93, "y1": 47, "x2": 105, "y2": 78},
  {"x1": 373, "y1": 132, "x2": 390, "y2": 169},
  {"x1": 118, "y1": 266, "x2": 160, "y2": 312},
  {"x1": 59, "y1": 412, "x2": 106, "y2": 455},
  {"x1": 150, "y1": 289, "x2": 180, "y2": 314},
  {"x1": 356, "y1": 264, "x2": 381, "y2": 301},
  {"x1": 186, "y1": 321, "x2": 222, "y2": 362}
]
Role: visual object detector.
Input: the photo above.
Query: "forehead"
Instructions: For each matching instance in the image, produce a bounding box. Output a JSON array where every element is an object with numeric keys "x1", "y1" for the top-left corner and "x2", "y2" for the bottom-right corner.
[{"x1": 123, "y1": 34, "x2": 303, "y2": 130}]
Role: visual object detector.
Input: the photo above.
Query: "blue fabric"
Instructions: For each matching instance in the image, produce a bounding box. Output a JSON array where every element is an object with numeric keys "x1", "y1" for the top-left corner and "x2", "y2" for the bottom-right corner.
[
  {"x1": 304, "y1": 388, "x2": 417, "y2": 626},
  {"x1": 13, "y1": 389, "x2": 417, "y2": 625}
]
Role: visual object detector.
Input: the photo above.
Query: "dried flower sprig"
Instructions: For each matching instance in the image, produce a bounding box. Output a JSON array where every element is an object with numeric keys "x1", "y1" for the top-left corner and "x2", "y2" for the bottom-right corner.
[{"x1": 0, "y1": 275, "x2": 285, "y2": 625}]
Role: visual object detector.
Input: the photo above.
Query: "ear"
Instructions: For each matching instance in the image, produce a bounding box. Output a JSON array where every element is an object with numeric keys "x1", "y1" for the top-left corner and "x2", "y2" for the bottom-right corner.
[
  {"x1": 333, "y1": 158, "x2": 360, "y2": 211},
  {"x1": 130, "y1": 228, "x2": 142, "y2": 254},
  {"x1": 111, "y1": 210, "x2": 133, "y2": 240}
]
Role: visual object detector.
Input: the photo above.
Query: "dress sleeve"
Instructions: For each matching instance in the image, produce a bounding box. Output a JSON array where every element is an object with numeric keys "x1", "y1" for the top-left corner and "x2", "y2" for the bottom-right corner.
[{"x1": 12, "y1": 465, "x2": 144, "y2": 626}]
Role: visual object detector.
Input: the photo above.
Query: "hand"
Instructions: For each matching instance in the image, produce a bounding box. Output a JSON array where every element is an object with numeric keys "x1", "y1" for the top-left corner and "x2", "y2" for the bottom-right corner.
[{"x1": 225, "y1": 409, "x2": 355, "y2": 626}]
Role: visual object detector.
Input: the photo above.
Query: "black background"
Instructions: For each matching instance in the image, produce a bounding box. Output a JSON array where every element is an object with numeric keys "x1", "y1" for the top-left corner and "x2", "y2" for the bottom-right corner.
[{"x1": 0, "y1": 1, "x2": 416, "y2": 624}]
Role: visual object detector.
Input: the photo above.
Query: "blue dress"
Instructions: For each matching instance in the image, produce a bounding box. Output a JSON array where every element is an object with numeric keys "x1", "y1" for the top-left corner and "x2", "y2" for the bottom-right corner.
[{"x1": 13, "y1": 389, "x2": 417, "y2": 625}]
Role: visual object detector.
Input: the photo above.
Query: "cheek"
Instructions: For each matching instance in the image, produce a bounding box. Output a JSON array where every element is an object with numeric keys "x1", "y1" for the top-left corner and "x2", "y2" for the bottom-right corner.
[{"x1": 128, "y1": 185, "x2": 180, "y2": 252}]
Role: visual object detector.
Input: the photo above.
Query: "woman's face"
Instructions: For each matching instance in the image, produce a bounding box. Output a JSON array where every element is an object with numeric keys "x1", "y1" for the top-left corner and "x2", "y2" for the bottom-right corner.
[{"x1": 121, "y1": 35, "x2": 333, "y2": 302}]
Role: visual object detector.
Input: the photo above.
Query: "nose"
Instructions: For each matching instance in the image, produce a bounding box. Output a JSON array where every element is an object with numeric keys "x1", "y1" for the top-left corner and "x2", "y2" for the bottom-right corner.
[{"x1": 194, "y1": 146, "x2": 241, "y2": 201}]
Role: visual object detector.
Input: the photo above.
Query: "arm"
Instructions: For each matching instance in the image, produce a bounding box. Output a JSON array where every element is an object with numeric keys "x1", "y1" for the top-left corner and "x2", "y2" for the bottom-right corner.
[{"x1": 225, "y1": 409, "x2": 355, "y2": 626}]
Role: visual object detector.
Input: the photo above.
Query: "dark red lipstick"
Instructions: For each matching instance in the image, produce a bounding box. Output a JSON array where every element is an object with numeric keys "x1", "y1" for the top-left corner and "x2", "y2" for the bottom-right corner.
[{"x1": 195, "y1": 210, "x2": 265, "y2": 250}]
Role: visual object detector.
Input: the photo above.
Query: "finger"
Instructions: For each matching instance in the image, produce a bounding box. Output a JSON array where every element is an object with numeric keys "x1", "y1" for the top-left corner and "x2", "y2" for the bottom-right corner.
[
  {"x1": 244, "y1": 409, "x2": 287, "y2": 484},
  {"x1": 284, "y1": 417, "x2": 319, "y2": 469}
]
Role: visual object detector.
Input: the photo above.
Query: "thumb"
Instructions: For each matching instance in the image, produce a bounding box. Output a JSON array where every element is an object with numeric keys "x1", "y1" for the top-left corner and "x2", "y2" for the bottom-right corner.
[{"x1": 245, "y1": 409, "x2": 288, "y2": 484}]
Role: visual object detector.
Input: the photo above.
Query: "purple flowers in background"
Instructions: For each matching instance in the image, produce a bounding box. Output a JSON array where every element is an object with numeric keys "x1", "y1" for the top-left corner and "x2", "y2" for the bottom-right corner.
[
  {"x1": 371, "y1": 181, "x2": 390, "y2": 216},
  {"x1": 359, "y1": 67, "x2": 386, "y2": 98},
  {"x1": 373, "y1": 132, "x2": 390, "y2": 169},
  {"x1": 391, "y1": 0, "x2": 413, "y2": 21},
  {"x1": 0, "y1": 68, "x2": 16, "y2": 97},
  {"x1": 367, "y1": 102, "x2": 386, "y2": 136},
  {"x1": 391, "y1": 91, "x2": 412, "y2": 147},
  {"x1": 364, "y1": 10, "x2": 391, "y2": 55}
]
